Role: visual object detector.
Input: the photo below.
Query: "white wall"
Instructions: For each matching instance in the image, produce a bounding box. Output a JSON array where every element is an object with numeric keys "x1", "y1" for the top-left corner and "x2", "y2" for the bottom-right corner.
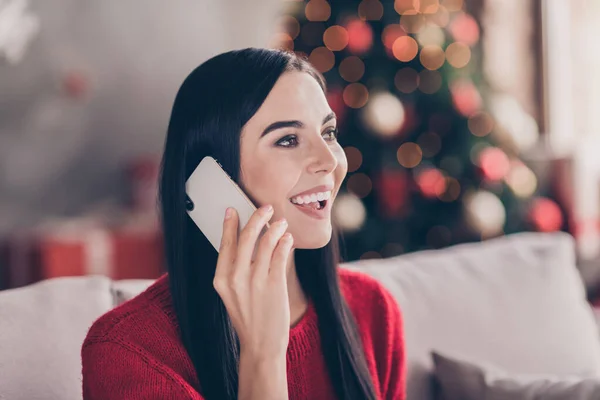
[{"x1": 0, "y1": 0, "x2": 282, "y2": 235}]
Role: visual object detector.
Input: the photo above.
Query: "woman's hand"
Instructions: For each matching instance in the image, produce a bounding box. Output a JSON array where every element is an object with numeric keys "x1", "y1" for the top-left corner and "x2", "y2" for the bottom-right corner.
[{"x1": 213, "y1": 204, "x2": 294, "y2": 360}]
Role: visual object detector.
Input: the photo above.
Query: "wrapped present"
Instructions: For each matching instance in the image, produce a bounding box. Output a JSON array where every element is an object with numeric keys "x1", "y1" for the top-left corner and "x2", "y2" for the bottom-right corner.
[{"x1": 36, "y1": 211, "x2": 164, "y2": 281}]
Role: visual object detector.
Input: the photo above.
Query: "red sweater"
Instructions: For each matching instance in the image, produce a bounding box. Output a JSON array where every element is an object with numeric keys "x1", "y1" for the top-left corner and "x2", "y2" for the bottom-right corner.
[{"x1": 82, "y1": 268, "x2": 406, "y2": 399}]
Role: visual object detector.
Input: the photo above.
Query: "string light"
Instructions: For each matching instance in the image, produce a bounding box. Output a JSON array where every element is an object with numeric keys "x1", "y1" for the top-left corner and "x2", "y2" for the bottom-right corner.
[
  {"x1": 395, "y1": 68, "x2": 420, "y2": 93},
  {"x1": 347, "y1": 173, "x2": 373, "y2": 198},
  {"x1": 427, "y1": 5, "x2": 450, "y2": 27},
  {"x1": 323, "y1": 25, "x2": 349, "y2": 51},
  {"x1": 397, "y1": 142, "x2": 423, "y2": 168},
  {"x1": 464, "y1": 190, "x2": 506, "y2": 235},
  {"x1": 333, "y1": 193, "x2": 367, "y2": 232},
  {"x1": 505, "y1": 161, "x2": 537, "y2": 198},
  {"x1": 339, "y1": 56, "x2": 365, "y2": 82},
  {"x1": 416, "y1": 168, "x2": 446, "y2": 198},
  {"x1": 392, "y1": 36, "x2": 418, "y2": 62},
  {"x1": 344, "y1": 146, "x2": 363, "y2": 172},
  {"x1": 446, "y1": 42, "x2": 471, "y2": 68},
  {"x1": 343, "y1": 83, "x2": 369, "y2": 108},
  {"x1": 420, "y1": 45, "x2": 446, "y2": 70},
  {"x1": 358, "y1": 0, "x2": 384, "y2": 21},
  {"x1": 478, "y1": 147, "x2": 510, "y2": 181},
  {"x1": 305, "y1": 0, "x2": 331, "y2": 22},
  {"x1": 308, "y1": 46, "x2": 335, "y2": 73},
  {"x1": 418, "y1": 70, "x2": 442, "y2": 94},
  {"x1": 419, "y1": 0, "x2": 441, "y2": 14}
]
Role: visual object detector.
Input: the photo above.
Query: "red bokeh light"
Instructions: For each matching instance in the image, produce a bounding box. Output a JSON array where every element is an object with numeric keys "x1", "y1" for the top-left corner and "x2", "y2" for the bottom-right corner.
[
  {"x1": 416, "y1": 168, "x2": 446, "y2": 198},
  {"x1": 346, "y1": 19, "x2": 374, "y2": 54},
  {"x1": 479, "y1": 147, "x2": 510, "y2": 181},
  {"x1": 530, "y1": 197, "x2": 563, "y2": 232}
]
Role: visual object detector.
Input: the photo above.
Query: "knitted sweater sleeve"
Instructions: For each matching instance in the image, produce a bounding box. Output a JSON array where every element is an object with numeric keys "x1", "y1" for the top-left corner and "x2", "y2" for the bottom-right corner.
[{"x1": 82, "y1": 340, "x2": 204, "y2": 400}]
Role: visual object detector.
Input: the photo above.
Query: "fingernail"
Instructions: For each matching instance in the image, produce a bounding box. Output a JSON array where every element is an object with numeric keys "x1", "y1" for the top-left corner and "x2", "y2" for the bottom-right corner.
[
  {"x1": 262, "y1": 204, "x2": 273, "y2": 213},
  {"x1": 283, "y1": 232, "x2": 293, "y2": 241},
  {"x1": 279, "y1": 218, "x2": 287, "y2": 226},
  {"x1": 225, "y1": 208, "x2": 232, "y2": 220}
]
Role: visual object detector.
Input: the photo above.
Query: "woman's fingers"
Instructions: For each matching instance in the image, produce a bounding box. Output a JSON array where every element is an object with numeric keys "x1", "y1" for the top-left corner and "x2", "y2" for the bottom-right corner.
[
  {"x1": 213, "y1": 207, "x2": 239, "y2": 291},
  {"x1": 236, "y1": 205, "x2": 274, "y2": 266},
  {"x1": 269, "y1": 233, "x2": 294, "y2": 281},
  {"x1": 253, "y1": 219, "x2": 289, "y2": 278}
]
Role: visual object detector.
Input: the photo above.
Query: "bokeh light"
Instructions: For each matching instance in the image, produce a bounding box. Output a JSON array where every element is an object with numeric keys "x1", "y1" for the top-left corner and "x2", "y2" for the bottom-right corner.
[
  {"x1": 449, "y1": 12, "x2": 480, "y2": 46},
  {"x1": 416, "y1": 167, "x2": 446, "y2": 198},
  {"x1": 446, "y1": 42, "x2": 471, "y2": 68},
  {"x1": 281, "y1": 16, "x2": 301, "y2": 39},
  {"x1": 308, "y1": 46, "x2": 335, "y2": 73},
  {"x1": 416, "y1": 23, "x2": 446, "y2": 47},
  {"x1": 417, "y1": 131, "x2": 442, "y2": 157},
  {"x1": 395, "y1": 68, "x2": 420, "y2": 93},
  {"x1": 358, "y1": 0, "x2": 384, "y2": 20},
  {"x1": 530, "y1": 198, "x2": 563, "y2": 232},
  {"x1": 305, "y1": 0, "x2": 331, "y2": 21},
  {"x1": 427, "y1": 5, "x2": 450, "y2": 27},
  {"x1": 344, "y1": 146, "x2": 363, "y2": 172},
  {"x1": 346, "y1": 19, "x2": 374, "y2": 54},
  {"x1": 382, "y1": 24, "x2": 406, "y2": 50},
  {"x1": 339, "y1": 56, "x2": 365, "y2": 82},
  {"x1": 468, "y1": 112, "x2": 495, "y2": 137},
  {"x1": 362, "y1": 92, "x2": 406, "y2": 137},
  {"x1": 323, "y1": 25, "x2": 349, "y2": 51},
  {"x1": 438, "y1": 177, "x2": 461, "y2": 202},
  {"x1": 442, "y1": 0, "x2": 464, "y2": 11},
  {"x1": 464, "y1": 190, "x2": 506, "y2": 235},
  {"x1": 505, "y1": 162, "x2": 537, "y2": 198},
  {"x1": 269, "y1": 33, "x2": 294, "y2": 51},
  {"x1": 418, "y1": 70, "x2": 443, "y2": 94},
  {"x1": 420, "y1": 45, "x2": 446, "y2": 70},
  {"x1": 418, "y1": 0, "x2": 441, "y2": 14},
  {"x1": 397, "y1": 142, "x2": 423, "y2": 168},
  {"x1": 343, "y1": 83, "x2": 369, "y2": 108},
  {"x1": 478, "y1": 147, "x2": 510, "y2": 181},
  {"x1": 400, "y1": 13, "x2": 426, "y2": 34},
  {"x1": 333, "y1": 192, "x2": 367, "y2": 232},
  {"x1": 347, "y1": 173, "x2": 373, "y2": 198},
  {"x1": 392, "y1": 36, "x2": 418, "y2": 62},
  {"x1": 394, "y1": 0, "x2": 419, "y2": 15}
]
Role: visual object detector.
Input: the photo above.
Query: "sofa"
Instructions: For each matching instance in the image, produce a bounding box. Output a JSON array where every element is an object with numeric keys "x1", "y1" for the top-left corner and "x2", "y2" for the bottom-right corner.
[{"x1": 1, "y1": 231, "x2": 600, "y2": 400}]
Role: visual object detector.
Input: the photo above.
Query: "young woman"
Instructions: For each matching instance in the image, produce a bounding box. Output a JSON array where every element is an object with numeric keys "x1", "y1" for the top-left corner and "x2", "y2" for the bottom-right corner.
[{"x1": 82, "y1": 48, "x2": 406, "y2": 400}]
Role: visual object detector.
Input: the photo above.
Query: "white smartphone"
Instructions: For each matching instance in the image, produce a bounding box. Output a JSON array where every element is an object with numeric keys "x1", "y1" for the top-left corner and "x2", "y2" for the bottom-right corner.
[{"x1": 185, "y1": 156, "x2": 268, "y2": 253}]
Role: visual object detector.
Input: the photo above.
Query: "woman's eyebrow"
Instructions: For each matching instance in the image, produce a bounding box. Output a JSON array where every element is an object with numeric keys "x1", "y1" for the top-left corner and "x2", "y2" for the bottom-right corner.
[{"x1": 260, "y1": 112, "x2": 337, "y2": 138}]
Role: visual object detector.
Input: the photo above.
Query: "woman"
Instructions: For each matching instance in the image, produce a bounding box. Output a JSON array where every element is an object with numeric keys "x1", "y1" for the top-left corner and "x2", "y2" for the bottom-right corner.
[{"x1": 82, "y1": 48, "x2": 406, "y2": 400}]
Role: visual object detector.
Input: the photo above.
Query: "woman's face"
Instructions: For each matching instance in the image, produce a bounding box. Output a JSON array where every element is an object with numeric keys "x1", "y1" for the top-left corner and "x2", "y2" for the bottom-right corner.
[{"x1": 239, "y1": 71, "x2": 347, "y2": 249}]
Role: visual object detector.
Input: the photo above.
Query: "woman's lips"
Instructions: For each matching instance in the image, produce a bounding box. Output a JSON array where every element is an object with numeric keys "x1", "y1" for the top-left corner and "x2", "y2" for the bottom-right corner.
[{"x1": 289, "y1": 198, "x2": 331, "y2": 220}]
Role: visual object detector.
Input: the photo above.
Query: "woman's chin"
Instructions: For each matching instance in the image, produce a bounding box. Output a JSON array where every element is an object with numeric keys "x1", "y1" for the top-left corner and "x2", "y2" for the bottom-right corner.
[{"x1": 293, "y1": 225, "x2": 332, "y2": 249}]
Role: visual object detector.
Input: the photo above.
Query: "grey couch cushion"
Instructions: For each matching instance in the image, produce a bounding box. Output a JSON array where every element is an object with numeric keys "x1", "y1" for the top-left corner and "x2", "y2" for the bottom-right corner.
[
  {"x1": 432, "y1": 350, "x2": 600, "y2": 400},
  {"x1": 0, "y1": 275, "x2": 114, "y2": 400},
  {"x1": 343, "y1": 232, "x2": 600, "y2": 400}
]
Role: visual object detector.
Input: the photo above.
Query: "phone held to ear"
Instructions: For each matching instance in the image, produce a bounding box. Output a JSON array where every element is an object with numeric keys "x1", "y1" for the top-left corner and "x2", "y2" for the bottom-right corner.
[{"x1": 185, "y1": 156, "x2": 269, "y2": 253}]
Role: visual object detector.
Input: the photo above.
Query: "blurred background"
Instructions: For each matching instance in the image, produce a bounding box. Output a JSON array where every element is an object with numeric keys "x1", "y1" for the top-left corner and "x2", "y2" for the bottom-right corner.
[{"x1": 1, "y1": 0, "x2": 600, "y2": 297}]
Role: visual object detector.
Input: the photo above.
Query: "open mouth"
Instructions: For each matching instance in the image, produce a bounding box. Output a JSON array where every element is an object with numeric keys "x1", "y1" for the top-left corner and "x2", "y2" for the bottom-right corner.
[{"x1": 290, "y1": 191, "x2": 331, "y2": 211}]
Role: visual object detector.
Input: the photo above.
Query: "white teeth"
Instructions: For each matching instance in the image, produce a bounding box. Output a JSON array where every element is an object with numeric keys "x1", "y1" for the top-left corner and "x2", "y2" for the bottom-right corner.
[{"x1": 290, "y1": 190, "x2": 332, "y2": 205}]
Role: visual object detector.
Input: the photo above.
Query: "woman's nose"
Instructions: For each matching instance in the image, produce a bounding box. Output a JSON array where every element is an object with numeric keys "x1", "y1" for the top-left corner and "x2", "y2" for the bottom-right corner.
[{"x1": 307, "y1": 138, "x2": 338, "y2": 174}]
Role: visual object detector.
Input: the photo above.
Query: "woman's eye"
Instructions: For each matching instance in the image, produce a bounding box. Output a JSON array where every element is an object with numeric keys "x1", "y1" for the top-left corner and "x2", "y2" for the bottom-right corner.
[
  {"x1": 276, "y1": 135, "x2": 298, "y2": 147},
  {"x1": 323, "y1": 128, "x2": 338, "y2": 141}
]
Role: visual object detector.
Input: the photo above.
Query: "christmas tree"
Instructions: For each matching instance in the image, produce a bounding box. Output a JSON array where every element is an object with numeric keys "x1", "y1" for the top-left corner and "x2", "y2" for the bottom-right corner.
[{"x1": 275, "y1": 0, "x2": 563, "y2": 261}]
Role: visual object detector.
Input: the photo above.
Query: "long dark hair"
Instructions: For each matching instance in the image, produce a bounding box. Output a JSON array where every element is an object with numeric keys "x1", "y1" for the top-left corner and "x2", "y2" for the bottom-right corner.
[{"x1": 158, "y1": 48, "x2": 377, "y2": 400}]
